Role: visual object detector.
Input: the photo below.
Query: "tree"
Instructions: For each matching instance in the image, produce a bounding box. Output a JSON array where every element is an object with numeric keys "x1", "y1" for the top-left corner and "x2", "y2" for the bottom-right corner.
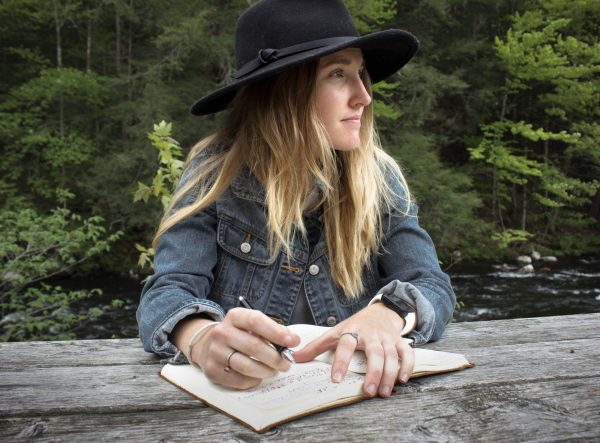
[
  {"x1": 469, "y1": 0, "x2": 600, "y2": 253},
  {"x1": 0, "y1": 205, "x2": 122, "y2": 341}
]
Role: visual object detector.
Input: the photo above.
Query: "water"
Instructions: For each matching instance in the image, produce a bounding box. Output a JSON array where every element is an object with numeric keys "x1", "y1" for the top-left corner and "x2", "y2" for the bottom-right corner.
[
  {"x1": 450, "y1": 255, "x2": 600, "y2": 322},
  {"x1": 59, "y1": 255, "x2": 600, "y2": 339}
]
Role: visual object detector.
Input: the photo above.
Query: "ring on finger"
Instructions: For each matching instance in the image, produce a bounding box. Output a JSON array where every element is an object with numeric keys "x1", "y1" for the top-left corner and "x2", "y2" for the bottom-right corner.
[
  {"x1": 224, "y1": 350, "x2": 239, "y2": 373},
  {"x1": 340, "y1": 332, "x2": 359, "y2": 343}
]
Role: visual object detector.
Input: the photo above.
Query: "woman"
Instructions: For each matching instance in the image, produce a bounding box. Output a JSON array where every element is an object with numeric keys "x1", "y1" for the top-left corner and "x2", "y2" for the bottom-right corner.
[{"x1": 137, "y1": 0, "x2": 455, "y2": 399}]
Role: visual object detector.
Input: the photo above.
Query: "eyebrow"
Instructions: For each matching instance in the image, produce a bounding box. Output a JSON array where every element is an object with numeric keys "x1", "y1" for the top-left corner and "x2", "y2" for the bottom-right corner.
[{"x1": 320, "y1": 57, "x2": 365, "y2": 70}]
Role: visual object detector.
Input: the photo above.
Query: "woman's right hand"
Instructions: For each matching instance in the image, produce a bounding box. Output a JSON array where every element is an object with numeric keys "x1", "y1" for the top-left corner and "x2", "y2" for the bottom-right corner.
[{"x1": 174, "y1": 308, "x2": 301, "y2": 390}]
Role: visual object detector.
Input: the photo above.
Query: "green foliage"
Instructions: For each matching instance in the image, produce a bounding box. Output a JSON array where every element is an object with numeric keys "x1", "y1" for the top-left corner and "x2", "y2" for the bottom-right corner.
[
  {"x1": 3, "y1": 67, "x2": 107, "y2": 111},
  {"x1": 491, "y1": 229, "x2": 533, "y2": 250},
  {"x1": 135, "y1": 243, "x2": 155, "y2": 270},
  {"x1": 468, "y1": 0, "x2": 600, "y2": 253},
  {"x1": 0, "y1": 67, "x2": 108, "y2": 204},
  {"x1": 346, "y1": 0, "x2": 397, "y2": 33},
  {"x1": 133, "y1": 121, "x2": 184, "y2": 270},
  {"x1": 134, "y1": 121, "x2": 184, "y2": 209},
  {"x1": 386, "y1": 131, "x2": 491, "y2": 260},
  {"x1": 0, "y1": 206, "x2": 123, "y2": 341},
  {"x1": 0, "y1": 0, "x2": 598, "y2": 293}
]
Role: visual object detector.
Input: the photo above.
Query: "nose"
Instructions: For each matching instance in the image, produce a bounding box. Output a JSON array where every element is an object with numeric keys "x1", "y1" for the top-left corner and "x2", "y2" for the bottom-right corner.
[{"x1": 350, "y1": 77, "x2": 372, "y2": 108}]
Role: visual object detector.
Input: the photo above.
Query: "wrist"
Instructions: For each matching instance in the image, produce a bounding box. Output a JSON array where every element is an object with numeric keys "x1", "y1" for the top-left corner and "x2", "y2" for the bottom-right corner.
[
  {"x1": 187, "y1": 321, "x2": 220, "y2": 369},
  {"x1": 369, "y1": 293, "x2": 417, "y2": 336},
  {"x1": 171, "y1": 316, "x2": 215, "y2": 360}
]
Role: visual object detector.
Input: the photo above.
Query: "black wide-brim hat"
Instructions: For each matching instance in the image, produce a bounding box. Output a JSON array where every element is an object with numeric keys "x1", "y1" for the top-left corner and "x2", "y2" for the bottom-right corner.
[{"x1": 190, "y1": 0, "x2": 419, "y2": 116}]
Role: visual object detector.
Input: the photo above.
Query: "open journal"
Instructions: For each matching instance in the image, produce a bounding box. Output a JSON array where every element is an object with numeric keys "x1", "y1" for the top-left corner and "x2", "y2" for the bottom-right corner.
[{"x1": 160, "y1": 324, "x2": 474, "y2": 433}]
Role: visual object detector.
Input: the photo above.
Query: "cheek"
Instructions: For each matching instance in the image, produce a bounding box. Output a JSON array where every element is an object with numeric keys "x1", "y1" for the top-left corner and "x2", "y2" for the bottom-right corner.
[{"x1": 316, "y1": 87, "x2": 339, "y2": 123}]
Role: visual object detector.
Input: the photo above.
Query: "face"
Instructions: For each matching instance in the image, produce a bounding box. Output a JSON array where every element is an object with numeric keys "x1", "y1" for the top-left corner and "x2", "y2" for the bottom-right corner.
[{"x1": 314, "y1": 48, "x2": 372, "y2": 151}]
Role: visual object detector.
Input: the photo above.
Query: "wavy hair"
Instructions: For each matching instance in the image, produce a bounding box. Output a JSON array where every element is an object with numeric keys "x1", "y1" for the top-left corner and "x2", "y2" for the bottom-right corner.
[{"x1": 154, "y1": 60, "x2": 410, "y2": 299}]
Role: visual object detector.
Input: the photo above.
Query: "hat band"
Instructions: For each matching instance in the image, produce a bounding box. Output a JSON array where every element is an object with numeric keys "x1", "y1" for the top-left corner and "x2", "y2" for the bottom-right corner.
[{"x1": 231, "y1": 36, "x2": 356, "y2": 80}]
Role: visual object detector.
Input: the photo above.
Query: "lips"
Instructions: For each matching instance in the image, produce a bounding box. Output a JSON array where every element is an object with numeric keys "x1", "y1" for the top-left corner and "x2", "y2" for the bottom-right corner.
[{"x1": 342, "y1": 115, "x2": 361, "y2": 123}]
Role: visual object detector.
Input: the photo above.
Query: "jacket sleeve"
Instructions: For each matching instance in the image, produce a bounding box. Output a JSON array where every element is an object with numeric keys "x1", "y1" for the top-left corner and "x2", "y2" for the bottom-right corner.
[
  {"x1": 136, "y1": 154, "x2": 226, "y2": 358},
  {"x1": 375, "y1": 174, "x2": 456, "y2": 345}
]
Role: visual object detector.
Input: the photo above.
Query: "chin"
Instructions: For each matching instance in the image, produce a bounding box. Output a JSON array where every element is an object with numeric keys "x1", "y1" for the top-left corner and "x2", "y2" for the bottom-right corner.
[{"x1": 334, "y1": 143, "x2": 361, "y2": 151}]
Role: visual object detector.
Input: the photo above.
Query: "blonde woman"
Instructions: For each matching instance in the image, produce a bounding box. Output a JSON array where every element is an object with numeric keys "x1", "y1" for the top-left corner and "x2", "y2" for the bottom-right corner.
[{"x1": 137, "y1": 0, "x2": 455, "y2": 399}]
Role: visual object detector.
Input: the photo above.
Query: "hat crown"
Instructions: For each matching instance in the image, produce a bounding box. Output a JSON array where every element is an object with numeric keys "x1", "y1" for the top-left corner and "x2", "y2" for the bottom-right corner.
[{"x1": 235, "y1": 0, "x2": 359, "y2": 69}]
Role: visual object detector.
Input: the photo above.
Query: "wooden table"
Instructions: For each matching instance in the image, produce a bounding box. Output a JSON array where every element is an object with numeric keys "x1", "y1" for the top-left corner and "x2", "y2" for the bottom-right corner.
[{"x1": 1, "y1": 313, "x2": 599, "y2": 442}]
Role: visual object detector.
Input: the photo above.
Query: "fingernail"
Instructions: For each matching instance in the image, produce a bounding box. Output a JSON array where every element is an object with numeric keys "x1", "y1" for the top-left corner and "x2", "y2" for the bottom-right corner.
[
  {"x1": 333, "y1": 371, "x2": 343, "y2": 383},
  {"x1": 367, "y1": 383, "x2": 376, "y2": 395},
  {"x1": 400, "y1": 372, "x2": 409, "y2": 384},
  {"x1": 284, "y1": 335, "x2": 293, "y2": 346},
  {"x1": 381, "y1": 385, "x2": 391, "y2": 396}
]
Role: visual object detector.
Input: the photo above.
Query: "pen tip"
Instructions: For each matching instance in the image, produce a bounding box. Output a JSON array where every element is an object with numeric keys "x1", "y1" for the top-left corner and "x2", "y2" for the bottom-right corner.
[{"x1": 283, "y1": 349, "x2": 296, "y2": 364}]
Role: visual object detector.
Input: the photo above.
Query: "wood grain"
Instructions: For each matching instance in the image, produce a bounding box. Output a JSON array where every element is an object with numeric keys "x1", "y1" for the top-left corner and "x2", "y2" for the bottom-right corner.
[
  {"x1": 1, "y1": 313, "x2": 599, "y2": 441},
  {"x1": 1, "y1": 378, "x2": 598, "y2": 442},
  {"x1": 1, "y1": 314, "x2": 597, "y2": 370}
]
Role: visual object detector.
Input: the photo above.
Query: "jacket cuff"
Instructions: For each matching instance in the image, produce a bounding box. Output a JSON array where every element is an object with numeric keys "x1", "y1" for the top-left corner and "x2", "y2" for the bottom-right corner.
[
  {"x1": 373, "y1": 280, "x2": 435, "y2": 346},
  {"x1": 150, "y1": 299, "x2": 225, "y2": 357}
]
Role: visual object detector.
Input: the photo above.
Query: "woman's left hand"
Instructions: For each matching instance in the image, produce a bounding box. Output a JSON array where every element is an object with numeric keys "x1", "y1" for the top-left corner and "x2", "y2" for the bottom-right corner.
[{"x1": 293, "y1": 302, "x2": 414, "y2": 397}]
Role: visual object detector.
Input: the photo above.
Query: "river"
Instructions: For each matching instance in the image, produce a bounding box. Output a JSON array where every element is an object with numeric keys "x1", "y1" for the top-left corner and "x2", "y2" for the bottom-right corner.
[{"x1": 69, "y1": 255, "x2": 600, "y2": 340}]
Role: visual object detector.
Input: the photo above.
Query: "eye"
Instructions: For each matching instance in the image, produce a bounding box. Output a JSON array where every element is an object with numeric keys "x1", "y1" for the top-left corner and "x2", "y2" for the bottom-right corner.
[{"x1": 330, "y1": 68, "x2": 344, "y2": 78}]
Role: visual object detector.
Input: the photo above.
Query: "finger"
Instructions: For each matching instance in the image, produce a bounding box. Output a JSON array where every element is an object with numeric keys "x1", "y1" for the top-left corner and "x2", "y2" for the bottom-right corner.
[
  {"x1": 378, "y1": 344, "x2": 400, "y2": 397},
  {"x1": 330, "y1": 332, "x2": 360, "y2": 383},
  {"x1": 226, "y1": 350, "x2": 278, "y2": 380},
  {"x1": 292, "y1": 329, "x2": 338, "y2": 363},
  {"x1": 396, "y1": 340, "x2": 415, "y2": 384},
  {"x1": 363, "y1": 340, "x2": 385, "y2": 397},
  {"x1": 213, "y1": 325, "x2": 290, "y2": 371},
  {"x1": 228, "y1": 308, "x2": 301, "y2": 348},
  {"x1": 202, "y1": 356, "x2": 262, "y2": 390}
]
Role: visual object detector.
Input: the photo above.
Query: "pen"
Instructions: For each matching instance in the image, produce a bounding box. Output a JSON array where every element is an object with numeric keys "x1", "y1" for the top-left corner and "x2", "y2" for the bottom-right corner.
[{"x1": 238, "y1": 296, "x2": 296, "y2": 364}]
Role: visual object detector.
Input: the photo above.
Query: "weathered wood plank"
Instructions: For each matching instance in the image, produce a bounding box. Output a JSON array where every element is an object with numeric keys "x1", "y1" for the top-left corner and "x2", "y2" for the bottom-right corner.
[
  {"x1": 1, "y1": 313, "x2": 598, "y2": 371},
  {"x1": 429, "y1": 312, "x2": 600, "y2": 351},
  {"x1": 0, "y1": 339, "x2": 158, "y2": 370},
  {"x1": 2, "y1": 377, "x2": 598, "y2": 442},
  {"x1": 2, "y1": 337, "x2": 598, "y2": 418},
  {"x1": 1, "y1": 314, "x2": 598, "y2": 441}
]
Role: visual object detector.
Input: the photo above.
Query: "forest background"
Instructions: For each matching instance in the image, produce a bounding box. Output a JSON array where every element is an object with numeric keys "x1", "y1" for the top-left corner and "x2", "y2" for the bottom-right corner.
[{"x1": 1, "y1": 0, "x2": 599, "y2": 340}]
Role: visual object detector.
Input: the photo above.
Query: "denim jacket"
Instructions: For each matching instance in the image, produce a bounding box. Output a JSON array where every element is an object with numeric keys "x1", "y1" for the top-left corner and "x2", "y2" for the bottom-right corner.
[{"x1": 137, "y1": 163, "x2": 456, "y2": 358}]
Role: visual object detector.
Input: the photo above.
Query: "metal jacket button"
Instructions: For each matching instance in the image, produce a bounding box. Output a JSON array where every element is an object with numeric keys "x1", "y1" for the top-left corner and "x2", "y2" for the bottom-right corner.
[
  {"x1": 240, "y1": 242, "x2": 252, "y2": 253},
  {"x1": 326, "y1": 315, "x2": 337, "y2": 326},
  {"x1": 308, "y1": 264, "x2": 320, "y2": 275}
]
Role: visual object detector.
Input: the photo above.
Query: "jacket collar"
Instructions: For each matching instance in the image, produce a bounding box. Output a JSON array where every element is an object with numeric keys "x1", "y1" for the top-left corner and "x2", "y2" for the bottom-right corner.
[
  {"x1": 230, "y1": 168, "x2": 266, "y2": 204},
  {"x1": 230, "y1": 168, "x2": 326, "y2": 207}
]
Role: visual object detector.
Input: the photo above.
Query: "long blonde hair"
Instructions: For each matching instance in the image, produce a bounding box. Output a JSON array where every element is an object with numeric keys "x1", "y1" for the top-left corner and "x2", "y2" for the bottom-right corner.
[{"x1": 155, "y1": 61, "x2": 410, "y2": 299}]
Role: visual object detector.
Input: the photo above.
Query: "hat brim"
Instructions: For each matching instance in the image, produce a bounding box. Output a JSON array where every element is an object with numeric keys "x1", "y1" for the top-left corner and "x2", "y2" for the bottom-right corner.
[{"x1": 190, "y1": 29, "x2": 419, "y2": 116}]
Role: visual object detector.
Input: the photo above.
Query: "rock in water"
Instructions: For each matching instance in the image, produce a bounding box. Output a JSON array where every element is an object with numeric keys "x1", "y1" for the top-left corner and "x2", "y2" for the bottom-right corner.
[
  {"x1": 518, "y1": 264, "x2": 535, "y2": 273},
  {"x1": 531, "y1": 251, "x2": 541, "y2": 261},
  {"x1": 542, "y1": 256, "x2": 558, "y2": 262},
  {"x1": 517, "y1": 255, "x2": 532, "y2": 264}
]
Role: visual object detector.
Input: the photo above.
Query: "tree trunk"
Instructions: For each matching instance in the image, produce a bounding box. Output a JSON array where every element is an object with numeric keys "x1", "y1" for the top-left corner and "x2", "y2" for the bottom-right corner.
[
  {"x1": 543, "y1": 118, "x2": 549, "y2": 202},
  {"x1": 494, "y1": 91, "x2": 508, "y2": 230},
  {"x1": 590, "y1": 188, "x2": 600, "y2": 222},
  {"x1": 115, "y1": 6, "x2": 121, "y2": 75},
  {"x1": 511, "y1": 183, "x2": 519, "y2": 225},
  {"x1": 53, "y1": 0, "x2": 64, "y2": 138},
  {"x1": 53, "y1": 1, "x2": 62, "y2": 68},
  {"x1": 86, "y1": 16, "x2": 92, "y2": 73},
  {"x1": 521, "y1": 184, "x2": 527, "y2": 231},
  {"x1": 127, "y1": 0, "x2": 133, "y2": 100}
]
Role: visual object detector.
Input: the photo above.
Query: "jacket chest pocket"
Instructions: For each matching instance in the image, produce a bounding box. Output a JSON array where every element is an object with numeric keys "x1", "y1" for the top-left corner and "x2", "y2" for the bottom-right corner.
[
  {"x1": 327, "y1": 254, "x2": 379, "y2": 314},
  {"x1": 211, "y1": 217, "x2": 277, "y2": 308}
]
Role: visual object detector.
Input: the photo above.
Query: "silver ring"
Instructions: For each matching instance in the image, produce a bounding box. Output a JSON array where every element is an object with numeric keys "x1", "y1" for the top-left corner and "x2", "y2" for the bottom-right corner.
[
  {"x1": 340, "y1": 332, "x2": 359, "y2": 343},
  {"x1": 224, "y1": 350, "x2": 238, "y2": 373}
]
